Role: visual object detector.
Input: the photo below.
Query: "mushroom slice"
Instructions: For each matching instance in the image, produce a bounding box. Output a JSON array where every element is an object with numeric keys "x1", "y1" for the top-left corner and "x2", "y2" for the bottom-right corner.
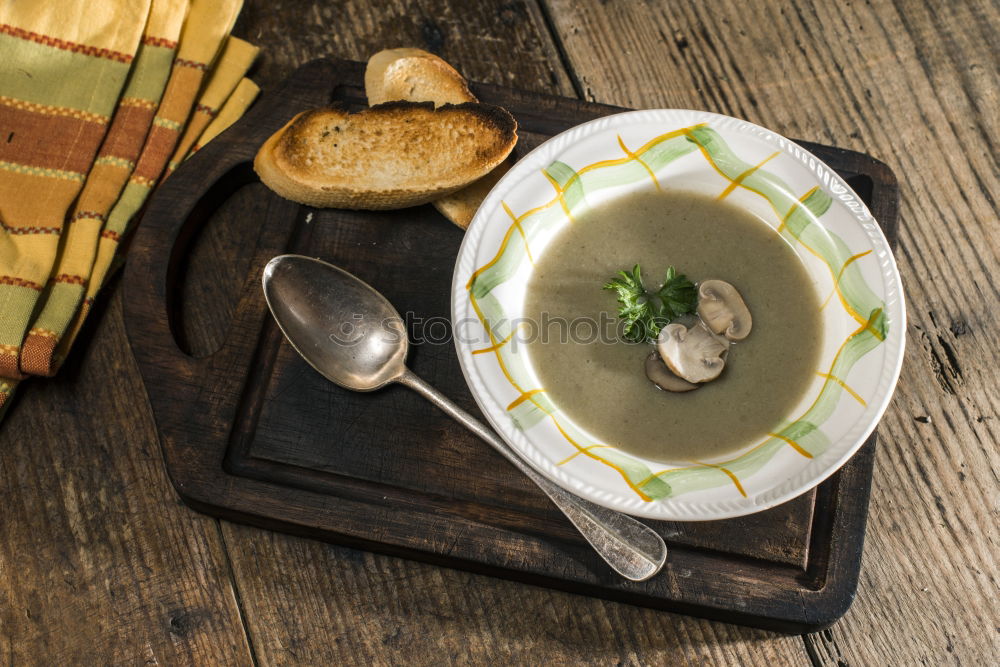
[
  {"x1": 657, "y1": 323, "x2": 729, "y2": 383},
  {"x1": 645, "y1": 352, "x2": 700, "y2": 392},
  {"x1": 697, "y1": 280, "x2": 752, "y2": 341}
]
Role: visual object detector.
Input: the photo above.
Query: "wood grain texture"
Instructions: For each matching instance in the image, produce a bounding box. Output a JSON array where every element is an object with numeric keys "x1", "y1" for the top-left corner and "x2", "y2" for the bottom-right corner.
[
  {"x1": 543, "y1": 0, "x2": 999, "y2": 663},
  {"x1": 220, "y1": 522, "x2": 808, "y2": 666},
  {"x1": 232, "y1": 0, "x2": 576, "y2": 96},
  {"x1": 0, "y1": 295, "x2": 252, "y2": 664}
]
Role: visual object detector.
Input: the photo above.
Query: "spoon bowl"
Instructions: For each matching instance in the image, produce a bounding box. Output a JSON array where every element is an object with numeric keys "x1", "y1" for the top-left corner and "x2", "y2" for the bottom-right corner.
[{"x1": 262, "y1": 256, "x2": 407, "y2": 391}]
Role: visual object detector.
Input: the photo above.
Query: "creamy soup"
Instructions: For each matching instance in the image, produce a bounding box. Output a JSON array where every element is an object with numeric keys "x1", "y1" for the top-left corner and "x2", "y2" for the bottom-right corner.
[{"x1": 523, "y1": 189, "x2": 822, "y2": 462}]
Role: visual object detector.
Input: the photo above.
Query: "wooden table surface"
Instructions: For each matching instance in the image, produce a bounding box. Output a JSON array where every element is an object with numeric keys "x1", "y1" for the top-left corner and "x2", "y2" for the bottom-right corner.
[{"x1": 1, "y1": 0, "x2": 996, "y2": 664}]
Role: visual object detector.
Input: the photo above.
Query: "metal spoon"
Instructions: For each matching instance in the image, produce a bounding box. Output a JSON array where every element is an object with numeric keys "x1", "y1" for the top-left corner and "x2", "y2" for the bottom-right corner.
[{"x1": 261, "y1": 254, "x2": 667, "y2": 581}]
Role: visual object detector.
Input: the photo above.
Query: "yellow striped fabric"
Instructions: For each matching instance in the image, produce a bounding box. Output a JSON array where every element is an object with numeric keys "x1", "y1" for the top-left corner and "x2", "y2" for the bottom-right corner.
[
  {"x1": 165, "y1": 36, "x2": 259, "y2": 174},
  {"x1": 20, "y1": 0, "x2": 189, "y2": 378},
  {"x1": 189, "y1": 77, "x2": 260, "y2": 155},
  {"x1": 0, "y1": 0, "x2": 256, "y2": 415},
  {"x1": 0, "y1": 0, "x2": 152, "y2": 388}
]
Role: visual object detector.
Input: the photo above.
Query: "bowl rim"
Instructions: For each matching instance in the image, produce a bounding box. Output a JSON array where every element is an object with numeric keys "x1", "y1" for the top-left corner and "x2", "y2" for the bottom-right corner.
[{"x1": 450, "y1": 108, "x2": 906, "y2": 520}]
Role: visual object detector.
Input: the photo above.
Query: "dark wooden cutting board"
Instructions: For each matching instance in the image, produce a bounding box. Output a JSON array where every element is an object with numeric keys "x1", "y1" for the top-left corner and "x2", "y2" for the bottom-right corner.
[{"x1": 123, "y1": 58, "x2": 899, "y2": 633}]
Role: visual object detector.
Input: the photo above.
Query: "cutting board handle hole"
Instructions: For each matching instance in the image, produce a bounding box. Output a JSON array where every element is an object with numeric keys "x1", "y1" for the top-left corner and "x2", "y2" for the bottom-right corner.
[{"x1": 167, "y1": 162, "x2": 261, "y2": 358}]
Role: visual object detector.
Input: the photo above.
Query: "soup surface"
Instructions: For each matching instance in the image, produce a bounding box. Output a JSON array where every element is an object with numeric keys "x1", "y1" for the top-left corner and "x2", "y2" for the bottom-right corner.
[{"x1": 523, "y1": 189, "x2": 823, "y2": 462}]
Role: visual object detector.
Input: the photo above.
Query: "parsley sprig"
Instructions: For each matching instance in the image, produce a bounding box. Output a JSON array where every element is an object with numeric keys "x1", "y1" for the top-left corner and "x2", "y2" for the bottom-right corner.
[{"x1": 604, "y1": 264, "x2": 698, "y2": 343}]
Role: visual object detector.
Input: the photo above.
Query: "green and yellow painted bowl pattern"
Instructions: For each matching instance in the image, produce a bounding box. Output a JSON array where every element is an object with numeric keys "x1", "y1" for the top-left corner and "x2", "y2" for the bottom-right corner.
[{"x1": 451, "y1": 110, "x2": 905, "y2": 520}]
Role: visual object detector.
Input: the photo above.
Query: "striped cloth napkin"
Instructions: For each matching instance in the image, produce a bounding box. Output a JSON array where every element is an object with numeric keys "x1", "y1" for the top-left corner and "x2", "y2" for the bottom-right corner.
[{"x1": 0, "y1": 0, "x2": 258, "y2": 416}]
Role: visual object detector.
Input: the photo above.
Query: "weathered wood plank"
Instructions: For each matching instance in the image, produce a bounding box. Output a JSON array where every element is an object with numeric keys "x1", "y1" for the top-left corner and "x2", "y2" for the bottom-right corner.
[
  {"x1": 0, "y1": 295, "x2": 252, "y2": 664},
  {"x1": 220, "y1": 522, "x2": 809, "y2": 666},
  {"x1": 233, "y1": 0, "x2": 576, "y2": 95},
  {"x1": 542, "y1": 0, "x2": 999, "y2": 663}
]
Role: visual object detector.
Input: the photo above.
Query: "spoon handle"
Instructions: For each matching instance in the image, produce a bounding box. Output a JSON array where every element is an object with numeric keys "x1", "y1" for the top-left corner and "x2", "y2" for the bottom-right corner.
[{"x1": 397, "y1": 369, "x2": 667, "y2": 582}]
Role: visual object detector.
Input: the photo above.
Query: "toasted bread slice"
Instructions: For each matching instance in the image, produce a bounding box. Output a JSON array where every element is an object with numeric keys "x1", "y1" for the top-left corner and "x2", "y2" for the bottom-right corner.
[
  {"x1": 365, "y1": 47, "x2": 475, "y2": 107},
  {"x1": 364, "y1": 48, "x2": 514, "y2": 227},
  {"x1": 254, "y1": 101, "x2": 517, "y2": 210}
]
